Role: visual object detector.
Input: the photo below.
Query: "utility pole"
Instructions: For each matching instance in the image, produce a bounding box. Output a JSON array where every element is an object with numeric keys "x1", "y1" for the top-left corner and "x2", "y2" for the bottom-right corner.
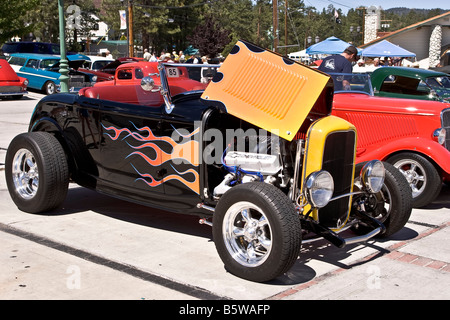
[
  {"x1": 128, "y1": 0, "x2": 134, "y2": 57},
  {"x1": 284, "y1": 0, "x2": 288, "y2": 56},
  {"x1": 273, "y1": 0, "x2": 278, "y2": 52}
]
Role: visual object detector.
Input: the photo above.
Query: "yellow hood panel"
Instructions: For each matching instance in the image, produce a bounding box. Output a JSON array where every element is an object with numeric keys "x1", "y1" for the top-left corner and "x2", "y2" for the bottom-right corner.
[{"x1": 201, "y1": 40, "x2": 331, "y2": 141}]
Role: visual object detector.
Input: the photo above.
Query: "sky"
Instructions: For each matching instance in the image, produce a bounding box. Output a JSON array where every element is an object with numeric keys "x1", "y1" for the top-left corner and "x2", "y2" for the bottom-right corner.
[{"x1": 306, "y1": 0, "x2": 450, "y2": 13}]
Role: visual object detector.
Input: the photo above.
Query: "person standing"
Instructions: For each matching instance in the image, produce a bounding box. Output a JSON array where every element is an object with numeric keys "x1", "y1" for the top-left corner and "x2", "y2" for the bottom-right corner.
[
  {"x1": 143, "y1": 49, "x2": 151, "y2": 61},
  {"x1": 318, "y1": 45, "x2": 358, "y2": 74},
  {"x1": 318, "y1": 45, "x2": 358, "y2": 90}
]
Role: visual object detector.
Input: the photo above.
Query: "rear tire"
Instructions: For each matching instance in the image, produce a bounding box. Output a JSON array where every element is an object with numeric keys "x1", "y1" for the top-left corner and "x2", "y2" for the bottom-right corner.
[
  {"x1": 213, "y1": 182, "x2": 302, "y2": 282},
  {"x1": 5, "y1": 132, "x2": 69, "y2": 214},
  {"x1": 44, "y1": 81, "x2": 56, "y2": 95}
]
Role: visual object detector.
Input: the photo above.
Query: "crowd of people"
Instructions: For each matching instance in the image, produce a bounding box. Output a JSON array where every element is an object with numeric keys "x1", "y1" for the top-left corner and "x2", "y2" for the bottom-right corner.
[{"x1": 141, "y1": 48, "x2": 224, "y2": 65}]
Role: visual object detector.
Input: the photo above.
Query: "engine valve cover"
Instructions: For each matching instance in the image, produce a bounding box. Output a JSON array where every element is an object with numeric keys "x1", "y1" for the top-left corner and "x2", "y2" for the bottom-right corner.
[{"x1": 224, "y1": 151, "x2": 281, "y2": 175}]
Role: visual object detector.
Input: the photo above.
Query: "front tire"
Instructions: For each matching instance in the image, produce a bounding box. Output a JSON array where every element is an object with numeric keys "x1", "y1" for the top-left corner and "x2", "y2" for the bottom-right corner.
[
  {"x1": 387, "y1": 152, "x2": 442, "y2": 208},
  {"x1": 353, "y1": 162, "x2": 412, "y2": 237},
  {"x1": 5, "y1": 132, "x2": 69, "y2": 214},
  {"x1": 213, "y1": 182, "x2": 302, "y2": 282}
]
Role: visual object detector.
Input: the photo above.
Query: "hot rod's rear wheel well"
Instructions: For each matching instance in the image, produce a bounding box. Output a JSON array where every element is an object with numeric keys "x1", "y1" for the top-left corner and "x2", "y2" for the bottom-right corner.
[{"x1": 212, "y1": 182, "x2": 302, "y2": 282}]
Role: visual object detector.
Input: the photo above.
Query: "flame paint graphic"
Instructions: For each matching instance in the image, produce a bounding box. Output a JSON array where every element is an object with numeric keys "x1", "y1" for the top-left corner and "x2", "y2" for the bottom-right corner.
[{"x1": 102, "y1": 122, "x2": 200, "y2": 194}]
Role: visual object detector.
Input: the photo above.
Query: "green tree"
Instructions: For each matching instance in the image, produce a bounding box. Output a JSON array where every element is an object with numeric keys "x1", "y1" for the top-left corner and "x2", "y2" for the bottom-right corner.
[
  {"x1": 0, "y1": 0, "x2": 39, "y2": 44},
  {"x1": 187, "y1": 14, "x2": 230, "y2": 57}
]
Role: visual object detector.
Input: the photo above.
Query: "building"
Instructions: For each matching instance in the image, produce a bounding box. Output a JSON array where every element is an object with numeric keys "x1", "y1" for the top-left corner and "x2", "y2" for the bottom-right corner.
[{"x1": 360, "y1": 11, "x2": 450, "y2": 67}]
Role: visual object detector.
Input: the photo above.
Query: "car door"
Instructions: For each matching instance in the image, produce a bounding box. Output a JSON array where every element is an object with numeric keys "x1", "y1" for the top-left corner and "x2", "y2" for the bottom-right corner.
[
  {"x1": 98, "y1": 89, "x2": 166, "y2": 206},
  {"x1": 19, "y1": 58, "x2": 41, "y2": 89},
  {"x1": 158, "y1": 96, "x2": 206, "y2": 210}
]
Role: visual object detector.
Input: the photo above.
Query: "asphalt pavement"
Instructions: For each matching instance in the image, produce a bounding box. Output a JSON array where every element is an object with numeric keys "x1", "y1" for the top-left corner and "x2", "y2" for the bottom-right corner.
[{"x1": 0, "y1": 91, "x2": 449, "y2": 302}]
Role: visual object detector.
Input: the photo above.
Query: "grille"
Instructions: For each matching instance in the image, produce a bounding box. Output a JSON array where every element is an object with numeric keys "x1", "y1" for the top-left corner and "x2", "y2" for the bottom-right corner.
[
  {"x1": 69, "y1": 75, "x2": 90, "y2": 88},
  {"x1": 0, "y1": 86, "x2": 22, "y2": 94},
  {"x1": 318, "y1": 130, "x2": 356, "y2": 229},
  {"x1": 442, "y1": 108, "x2": 450, "y2": 152}
]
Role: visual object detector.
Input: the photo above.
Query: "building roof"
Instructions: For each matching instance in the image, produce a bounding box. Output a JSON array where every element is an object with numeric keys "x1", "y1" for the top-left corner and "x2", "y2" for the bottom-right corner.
[{"x1": 360, "y1": 10, "x2": 450, "y2": 48}]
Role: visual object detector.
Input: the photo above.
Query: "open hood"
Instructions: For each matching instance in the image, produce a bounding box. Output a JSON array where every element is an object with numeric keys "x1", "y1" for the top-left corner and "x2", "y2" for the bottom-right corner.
[
  {"x1": 201, "y1": 40, "x2": 332, "y2": 141},
  {"x1": 0, "y1": 59, "x2": 20, "y2": 81}
]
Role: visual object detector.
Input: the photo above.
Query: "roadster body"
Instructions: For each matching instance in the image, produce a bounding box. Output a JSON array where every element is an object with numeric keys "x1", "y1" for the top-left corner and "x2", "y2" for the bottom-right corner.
[{"x1": 5, "y1": 41, "x2": 411, "y2": 282}]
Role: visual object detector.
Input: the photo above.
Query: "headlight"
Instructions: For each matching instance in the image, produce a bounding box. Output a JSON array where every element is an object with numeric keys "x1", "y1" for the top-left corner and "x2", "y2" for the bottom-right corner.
[
  {"x1": 23, "y1": 80, "x2": 29, "y2": 87},
  {"x1": 433, "y1": 128, "x2": 446, "y2": 145},
  {"x1": 360, "y1": 160, "x2": 385, "y2": 193},
  {"x1": 305, "y1": 170, "x2": 334, "y2": 208},
  {"x1": 91, "y1": 75, "x2": 98, "y2": 83}
]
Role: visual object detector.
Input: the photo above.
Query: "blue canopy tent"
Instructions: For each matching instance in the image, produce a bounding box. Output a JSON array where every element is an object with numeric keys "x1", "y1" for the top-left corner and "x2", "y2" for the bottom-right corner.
[
  {"x1": 306, "y1": 36, "x2": 362, "y2": 55},
  {"x1": 361, "y1": 40, "x2": 416, "y2": 57}
]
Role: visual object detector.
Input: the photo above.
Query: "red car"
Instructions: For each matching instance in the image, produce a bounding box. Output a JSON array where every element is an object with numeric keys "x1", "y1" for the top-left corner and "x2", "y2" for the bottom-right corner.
[
  {"x1": 330, "y1": 73, "x2": 450, "y2": 207},
  {"x1": 80, "y1": 62, "x2": 211, "y2": 104},
  {"x1": 0, "y1": 59, "x2": 28, "y2": 99}
]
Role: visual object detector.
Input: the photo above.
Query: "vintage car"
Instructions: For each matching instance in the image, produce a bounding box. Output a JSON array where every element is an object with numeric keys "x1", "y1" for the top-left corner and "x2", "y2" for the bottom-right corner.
[
  {"x1": 81, "y1": 56, "x2": 114, "y2": 71},
  {"x1": 331, "y1": 73, "x2": 450, "y2": 208},
  {"x1": 0, "y1": 59, "x2": 28, "y2": 99},
  {"x1": 92, "y1": 61, "x2": 210, "y2": 95},
  {"x1": 4, "y1": 41, "x2": 411, "y2": 282},
  {"x1": 371, "y1": 67, "x2": 450, "y2": 102},
  {"x1": 8, "y1": 53, "x2": 96, "y2": 94}
]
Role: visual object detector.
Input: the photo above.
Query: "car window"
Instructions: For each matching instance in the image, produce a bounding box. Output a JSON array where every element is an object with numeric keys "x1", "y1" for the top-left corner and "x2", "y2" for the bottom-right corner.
[
  {"x1": 39, "y1": 59, "x2": 59, "y2": 69},
  {"x1": 135, "y1": 68, "x2": 144, "y2": 79},
  {"x1": 426, "y1": 76, "x2": 450, "y2": 89},
  {"x1": 379, "y1": 75, "x2": 427, "y2": 96},
  {"x1": 8, "y1": 56, "x2": 27, "y2": 66},
  {"x1": 91, "y1": 60, "x2": 113, "y2": 70},
  {"x1": 117, "y1": 68, "x2": 133, "y2": 80},
  {"x1": 25, "y1": 59, "x2": 39, "y2": 69},
  {"x1": 328, "y1": 73, "x2": 373, "y2": 95},
  {"x1": 82, "y1": 61, "x2": 92, "y2": 69}
]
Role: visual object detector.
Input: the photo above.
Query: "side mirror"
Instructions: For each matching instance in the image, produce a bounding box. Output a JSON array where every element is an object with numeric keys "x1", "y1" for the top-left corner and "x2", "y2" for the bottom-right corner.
[{"x1": 141, "y1": 76, "x2": 160, "y2": 92}]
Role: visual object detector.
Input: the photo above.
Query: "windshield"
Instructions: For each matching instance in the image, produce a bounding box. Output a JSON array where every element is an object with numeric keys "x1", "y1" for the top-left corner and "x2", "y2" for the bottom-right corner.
[
  {"x1": 162, "y1": 63, "x2": 220, "y2": 97},
  {"x1": 328, "y1": 73, "x2": 373, "y2": 95},
  {"x1": 425, "y1": 76, "x2": 450, "y2": 90}
]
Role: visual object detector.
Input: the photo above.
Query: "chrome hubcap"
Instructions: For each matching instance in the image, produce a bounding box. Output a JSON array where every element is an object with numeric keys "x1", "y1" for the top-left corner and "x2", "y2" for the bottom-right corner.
[
  {"x1": 394, "y1": 159, "x2": 426, "y2": 198},
  {"x1": 222, "y1": 202, "x2": 272, "y2": 267},
  {"x1": 12, "y1": 149, "x2": 39, "y2": 199}
]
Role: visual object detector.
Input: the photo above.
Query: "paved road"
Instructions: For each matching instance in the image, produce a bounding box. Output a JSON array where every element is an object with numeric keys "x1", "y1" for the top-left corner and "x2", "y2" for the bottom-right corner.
[{"x1": 1, "y1": 91, "x2": 449, "y2": 303}]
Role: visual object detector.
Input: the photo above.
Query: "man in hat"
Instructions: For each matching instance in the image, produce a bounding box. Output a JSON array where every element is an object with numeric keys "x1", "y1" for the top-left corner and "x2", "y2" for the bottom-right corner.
[
  {"x1": 318, "y1": 45, "x2": 358, "y2": 74},
  {"x1": 318, "y1": 45, "x2": 358, "y2": 90}
]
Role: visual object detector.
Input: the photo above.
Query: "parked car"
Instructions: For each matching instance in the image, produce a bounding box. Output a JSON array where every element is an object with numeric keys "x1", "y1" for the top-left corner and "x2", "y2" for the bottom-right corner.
[
  {"x1": 0, "y1": 59, "x2": 28, "y2": 99},
  {"x1": 77, "y1": 56, "x2": 115, "y2": 83},
  {"x1": 81, "y1": 56, "x2": 114, "y2": 71},
  {"x1": 91, "y1": 61, "x2": 209, "y2": 95},
  {"x1": 371, "y1": 67, "x2": 450, "y2": 102},
  {"x1": 1, "y1": 41, "x2": 61, "y2": 56},
  {"x1": 331, "y1": 73, "x2": 450, "y2": 207},
  {"x1": 8, "y1": 53, "x2": 96, "y2": 94},
  {"x1": 4, "y1": 41, "x2": 411, "y2": 282}
]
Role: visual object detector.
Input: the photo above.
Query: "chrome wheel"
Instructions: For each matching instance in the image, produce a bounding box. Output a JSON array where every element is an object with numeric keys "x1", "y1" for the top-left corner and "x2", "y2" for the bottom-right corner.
[
  {"x1": 222, "y1": 201, "x2": 272, "y2": 267},
  {"x1": 393, "y1": 159, "x2": 426, "y2": 198},
  {"x1": 11, "y1": 148, "x2": 39, "y2": 199}
]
